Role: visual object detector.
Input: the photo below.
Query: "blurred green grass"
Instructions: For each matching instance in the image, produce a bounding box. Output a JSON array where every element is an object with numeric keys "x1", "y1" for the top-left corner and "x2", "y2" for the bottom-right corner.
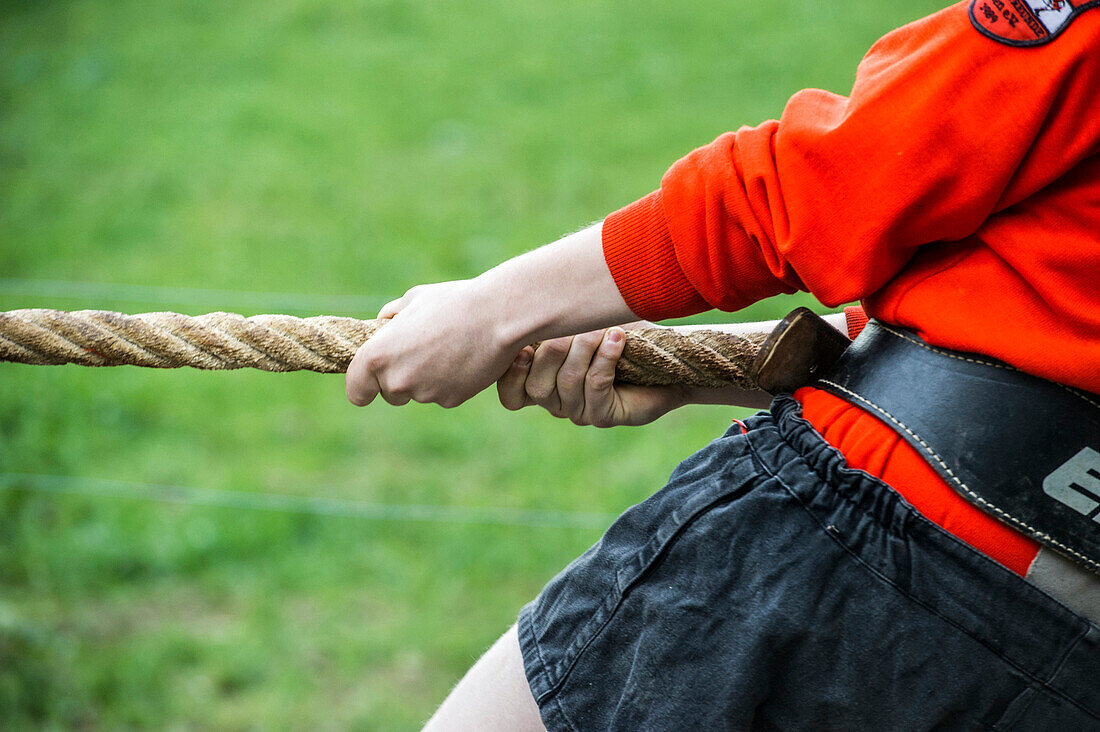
[{"x1": 1, "y1": 0, "x2": 945, "y2": 727}]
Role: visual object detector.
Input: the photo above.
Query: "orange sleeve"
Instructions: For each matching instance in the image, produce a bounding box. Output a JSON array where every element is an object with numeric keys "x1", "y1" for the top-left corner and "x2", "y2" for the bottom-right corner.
[{"x1": 602, "y1": 2, "x2": 1100, "y2": 321}]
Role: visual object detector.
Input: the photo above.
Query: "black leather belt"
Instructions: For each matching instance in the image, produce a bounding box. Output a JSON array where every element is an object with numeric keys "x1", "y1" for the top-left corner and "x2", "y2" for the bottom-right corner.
[{"x1": 813, "y1": 320, "x2": 1100, "y2": 576}]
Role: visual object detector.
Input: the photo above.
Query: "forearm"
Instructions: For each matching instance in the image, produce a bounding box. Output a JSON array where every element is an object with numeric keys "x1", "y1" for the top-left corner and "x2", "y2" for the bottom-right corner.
[
  {"x1": 476, "y1": 222, "x2": 637, "y2": 348},
  {"x1": 474, "y1": 215, "x2": 851, "y2": 350}
]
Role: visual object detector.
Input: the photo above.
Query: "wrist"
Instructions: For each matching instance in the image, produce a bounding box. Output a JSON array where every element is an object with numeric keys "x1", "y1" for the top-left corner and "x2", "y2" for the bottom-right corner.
[
  {"x1": 472, "y1": 263, "x2": 546, "y2": 350},
  {"x1": 477, "y1": 221, "x2": 636, "y2": 347},
  {"x1": 454, "y1": 276, "x2": 519, "y2": 351}
]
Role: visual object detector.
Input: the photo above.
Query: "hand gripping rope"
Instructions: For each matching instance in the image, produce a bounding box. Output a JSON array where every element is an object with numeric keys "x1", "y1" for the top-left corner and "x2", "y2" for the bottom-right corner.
[{"x1": 0, "y1": 309, "x2": 771, "y2": 389}]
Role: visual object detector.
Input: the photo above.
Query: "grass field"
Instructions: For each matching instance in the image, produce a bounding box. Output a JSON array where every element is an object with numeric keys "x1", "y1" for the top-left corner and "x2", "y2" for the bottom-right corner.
[{"x1": 2, "y1": 0, "x2": 946, "y2": 727}]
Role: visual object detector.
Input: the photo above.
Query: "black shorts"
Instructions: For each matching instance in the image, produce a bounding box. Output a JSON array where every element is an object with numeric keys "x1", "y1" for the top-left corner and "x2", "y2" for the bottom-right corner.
[{"x1": 518, "y1": 396, "x2": 1100, "y2": 730}]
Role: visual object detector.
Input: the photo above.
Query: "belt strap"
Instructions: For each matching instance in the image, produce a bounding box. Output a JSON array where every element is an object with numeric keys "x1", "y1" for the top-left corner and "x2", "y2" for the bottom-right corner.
[{"x1": 815, "y1": 321, "x2": 1100, "y2": 576}]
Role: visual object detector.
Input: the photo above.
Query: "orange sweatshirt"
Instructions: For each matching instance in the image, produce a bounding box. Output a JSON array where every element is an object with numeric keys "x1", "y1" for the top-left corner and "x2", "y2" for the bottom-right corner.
[
  {"x1": 602, "y1": 1, "x2": 1100, "y2": 396},
  {"x1": 601, "y1": 2, "x2": 1100, "y2": 574}
]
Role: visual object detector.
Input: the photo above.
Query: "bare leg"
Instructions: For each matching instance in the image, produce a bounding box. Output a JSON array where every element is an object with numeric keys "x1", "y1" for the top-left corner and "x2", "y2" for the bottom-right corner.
[{"x1": 423, "y1": 624, "x2": 547, "y2": 731}]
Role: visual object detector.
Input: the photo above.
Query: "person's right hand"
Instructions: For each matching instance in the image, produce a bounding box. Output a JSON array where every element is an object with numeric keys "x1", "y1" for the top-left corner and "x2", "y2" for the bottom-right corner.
[{"x1": 496, "y1": 323, "x2": 692, "y2": 427}]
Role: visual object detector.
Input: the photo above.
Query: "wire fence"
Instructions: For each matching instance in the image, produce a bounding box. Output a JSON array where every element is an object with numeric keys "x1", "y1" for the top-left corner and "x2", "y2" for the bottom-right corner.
[
  {"x1": 0, "y1": 472, "x2": 618, "y2": 530},
  {"x1": 0, "y1": 278, "x2": 391, "y2": 316}
]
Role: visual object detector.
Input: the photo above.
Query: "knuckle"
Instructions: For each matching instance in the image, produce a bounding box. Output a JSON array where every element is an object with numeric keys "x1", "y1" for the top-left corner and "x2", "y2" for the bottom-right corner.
[
  {"x1": 361, "y1": 350, "x2": 386, "y2": 372},
  {"x1": 539, "y1": 340, "x2": 571, "y2": 359},
  {"x1": 557, "y1": 368, "x2": 584, "y2": 388},
  {"x1": 557, "y1": 390, "x2": 579, "y2": 409},
  {"x1": 577, "y1": 331, "x2": 604, "y2": 349},
  {"x1": 386, "y1": 375, "x2": 412, "y2": 395},
  {"x1": 585, "y1": 370, "x2": 614, "y2": 390},
  {"x1": 526, "y1": 383, "x2": 554, "y2": 401}
]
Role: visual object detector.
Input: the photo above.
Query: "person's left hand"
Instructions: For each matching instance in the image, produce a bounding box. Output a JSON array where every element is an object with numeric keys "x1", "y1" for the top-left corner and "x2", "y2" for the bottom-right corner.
[
  {"x1": 496, "y1": 323, "x2": 692, "y2": 427},
  {"x1": 345, "y1": 279, "x2": 519, "y2": 408}
]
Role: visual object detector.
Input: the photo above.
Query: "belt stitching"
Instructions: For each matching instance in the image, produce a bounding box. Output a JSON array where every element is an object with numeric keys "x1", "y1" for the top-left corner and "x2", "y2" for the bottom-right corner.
[{"x1": 876, "y1": 324, "x2": 1100, "y2": 412}]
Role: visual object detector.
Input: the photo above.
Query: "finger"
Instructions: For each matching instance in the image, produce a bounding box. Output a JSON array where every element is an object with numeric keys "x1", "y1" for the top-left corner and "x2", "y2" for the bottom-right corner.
[
  {"x1": 525, "y1": 336, "x2": 572, "y2": 415},
  {"x1": 583, "y1": 328, "x2": 626, "y2": 426},
  {"x1": 379, "y1": 383, "x2": 412, "y2": 406},
  {"x1": 497, "y1": 347, "x2": 535, "y2": 411},
  {"x1": 377, "y1": 297, "x2": 404, "y2": 320},
  {"x1": 556, "y1": 330, "x2": 605, "y2": 422},
  {"x1": 345, "y1": 344, "x2": 382, "y2": 407}
]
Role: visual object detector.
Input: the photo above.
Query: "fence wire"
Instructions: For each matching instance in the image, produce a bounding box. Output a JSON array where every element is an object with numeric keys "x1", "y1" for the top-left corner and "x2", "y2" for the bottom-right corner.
[{"x1": 0, "y1": 472, "x2": 617, "y2": 530}]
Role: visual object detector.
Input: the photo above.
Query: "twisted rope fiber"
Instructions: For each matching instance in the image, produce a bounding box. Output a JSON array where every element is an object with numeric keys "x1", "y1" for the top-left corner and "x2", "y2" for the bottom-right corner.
[{"x1": 0, "y1": 309, "x2": 766, "y2": 389}]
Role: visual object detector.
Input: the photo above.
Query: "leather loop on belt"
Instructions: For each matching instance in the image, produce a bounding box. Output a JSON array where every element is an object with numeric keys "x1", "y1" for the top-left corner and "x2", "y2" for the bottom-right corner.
[{"x1": 814, "y1": 320, "x2": 1100, "y2": 576}]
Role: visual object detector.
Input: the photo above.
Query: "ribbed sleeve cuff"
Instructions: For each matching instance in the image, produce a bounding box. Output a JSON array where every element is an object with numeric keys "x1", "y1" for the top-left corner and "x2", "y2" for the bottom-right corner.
[
  {"x1": 601, "y1": 190, "x2": 711, "y2": 321},
  {"x1": 844, "y1": 305, "x2": 869, "y2": 340}
]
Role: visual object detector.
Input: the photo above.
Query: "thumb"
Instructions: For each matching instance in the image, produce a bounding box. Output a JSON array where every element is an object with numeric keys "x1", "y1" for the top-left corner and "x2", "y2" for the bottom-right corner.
[
  {"x1": 377, "y1": 297, "x2": 403, "y2": 320},
  {"x1": 582, "y1": 328, "x2": 625, "y2": 423}
]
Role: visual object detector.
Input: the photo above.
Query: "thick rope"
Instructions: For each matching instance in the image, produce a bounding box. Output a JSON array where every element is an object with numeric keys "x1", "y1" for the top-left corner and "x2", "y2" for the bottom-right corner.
[{"x1": 0, "y1": 309, "x2": 766, "y2": 389}]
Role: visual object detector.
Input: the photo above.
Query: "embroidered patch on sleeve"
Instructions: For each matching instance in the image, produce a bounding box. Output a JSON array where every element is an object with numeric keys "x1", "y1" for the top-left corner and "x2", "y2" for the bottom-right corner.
[{"x1": 970, "y1": 0, "x2": 1100, "y2": 45}]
